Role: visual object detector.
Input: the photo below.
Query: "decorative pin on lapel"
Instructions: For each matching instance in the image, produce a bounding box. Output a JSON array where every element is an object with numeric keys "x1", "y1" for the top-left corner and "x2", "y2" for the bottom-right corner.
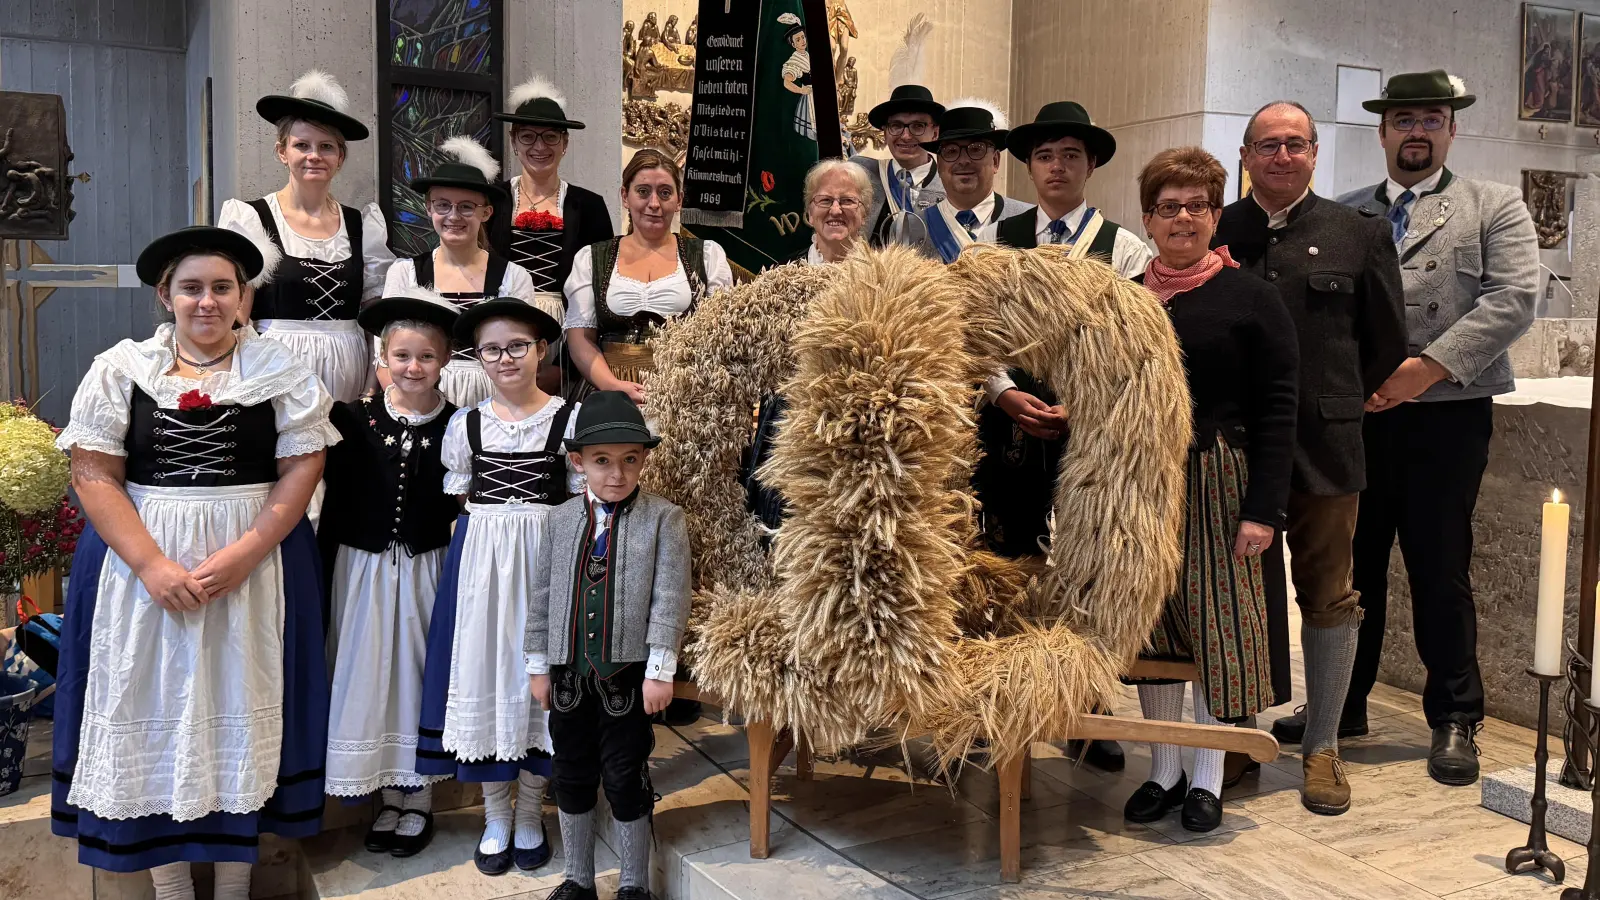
[
  {"x1": 1435, "y1": 217, "x2": 1445, "y2": 226},
  {"x1": 421, "y1": 437, "x2": 432, "y2": 449},
  {"x1": 1309, "y1": 247, "x2": 1319, "y2": 256},
  {"x1": 384, "y1": 435, "x2": 396, "y2": 446}
]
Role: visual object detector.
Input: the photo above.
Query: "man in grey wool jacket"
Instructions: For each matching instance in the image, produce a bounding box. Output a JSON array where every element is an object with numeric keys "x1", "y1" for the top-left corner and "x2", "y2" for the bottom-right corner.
[{"x1": 1338, "y1": 70, "x2": 1539, "y2": 788}]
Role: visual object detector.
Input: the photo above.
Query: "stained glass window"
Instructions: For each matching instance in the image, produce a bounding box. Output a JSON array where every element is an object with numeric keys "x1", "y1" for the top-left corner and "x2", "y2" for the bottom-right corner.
[
  {"x1": 377, "y1": 0, "x2": 503, "y2": 256},
  {"x1": 390, "y1": 0, "x2": 493, "y2": 74}
]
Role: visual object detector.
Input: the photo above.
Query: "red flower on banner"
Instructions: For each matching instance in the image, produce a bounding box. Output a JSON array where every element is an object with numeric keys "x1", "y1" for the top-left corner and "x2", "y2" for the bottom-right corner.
[
  {"x1": 178, "y1": 390, "x2": 213, "y2": 412},
  {"x1": 761, "y1": 170, "x2": 776, "y2": 192},
  {"x1": 514, "y1": 211, "x2": 565, "y2": 231}
]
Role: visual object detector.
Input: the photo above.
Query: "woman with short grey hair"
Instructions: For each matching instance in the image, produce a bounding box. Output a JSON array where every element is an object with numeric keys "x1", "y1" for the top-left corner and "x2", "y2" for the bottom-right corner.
[{"x1": 801, "y1": 159, "x2": 875, "y2": 264}]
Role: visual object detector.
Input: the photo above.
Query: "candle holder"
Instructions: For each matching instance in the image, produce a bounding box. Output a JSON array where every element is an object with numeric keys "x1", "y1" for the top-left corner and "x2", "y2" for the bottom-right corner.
[
  {"x1": 1561, "y1": 699, "x2": 1600, "y2": 900},
  {"x1": 1509, "y1": 669, "x2": 1567, "y2": 883},
  {"x1": 1563, "y1": 641, "x2": 1595, "y2": 791}
]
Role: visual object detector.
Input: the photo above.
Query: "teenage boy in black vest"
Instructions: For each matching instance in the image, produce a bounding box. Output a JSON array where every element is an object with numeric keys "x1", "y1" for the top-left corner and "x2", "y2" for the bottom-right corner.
[{"x1": 976, "y1": 101, "x2": 1153, "y2": 772}]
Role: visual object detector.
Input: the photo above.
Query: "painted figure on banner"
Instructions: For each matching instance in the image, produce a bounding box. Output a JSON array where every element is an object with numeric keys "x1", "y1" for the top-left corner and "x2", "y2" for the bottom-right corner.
[{"x1": 779, "y1": 13, "x2": 818, "y2": 142}]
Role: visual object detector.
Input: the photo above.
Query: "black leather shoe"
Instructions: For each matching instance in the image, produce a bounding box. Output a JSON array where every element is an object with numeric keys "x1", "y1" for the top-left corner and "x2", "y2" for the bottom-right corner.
[
  {"x1": 474, "y1": 843, "x2": 514, "y2": 876},
  {"x1": 549, "y1": 880, "x2": 600, "y2": 900},
  {"x1": 513, "y1": 823, "x2": 553, "y2": 871},
  {"x1": 1181, "y1": 788, "x2": 1224, "y2": 833},
  {"x1": 1123, "y1": 773, "x2": 1187, "y2": 823},
  {"x1": 363, "y1": 805, "x2": 403, "y2": 853},
  {"x1": 1269, "y1": 706, "x2": 1368, "y2": 744},
  {"x1": 616, "y1": 888, "x2": 654, "y2": 900},
  {"x1": 1068, "y1": 739, "x2": 1126, "y2": 772},
  {"x1": 389, "y1": 811, "x2": 435, "y2": 858},
  {"x1": 1428, "y1": 722, "x2": 1481, "y2": 786},
  {"x1": 660, "y1": 698, "x2": 702, "y2": 726}
]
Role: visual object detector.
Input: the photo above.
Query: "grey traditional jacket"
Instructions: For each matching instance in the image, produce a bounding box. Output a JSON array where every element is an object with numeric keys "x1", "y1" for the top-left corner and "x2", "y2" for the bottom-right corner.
[
  {"x1": 524, "y1": 489, "x2": 692, "y2": 666},
  {"x1": 1338, "y1": 169, "x2": 1539, "y2": 402}
]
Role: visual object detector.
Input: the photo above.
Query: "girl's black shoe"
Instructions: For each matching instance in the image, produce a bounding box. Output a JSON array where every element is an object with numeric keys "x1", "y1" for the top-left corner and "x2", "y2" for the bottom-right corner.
[
  {"x1": 1122, "y1": 773, "x2": 1188, "y2": 823},
  {"x1": 389, "y1": 810, "x2": 435, "y2": 858},
  {"x1": 363, "y1": 805, "x2": 403, "y2": 853},
  {"x1": 513, "y1": 823, "x2": 553, "y2": 871},
  {"x1": 1181, "y1": 787, "x2": 1224, "y2": 833}
]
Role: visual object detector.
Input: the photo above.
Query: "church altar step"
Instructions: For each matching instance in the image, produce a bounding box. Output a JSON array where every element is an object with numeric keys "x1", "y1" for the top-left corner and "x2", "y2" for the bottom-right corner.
[{"x1": 1481, "y1": 760, "x2": 1595, "y2": 845}]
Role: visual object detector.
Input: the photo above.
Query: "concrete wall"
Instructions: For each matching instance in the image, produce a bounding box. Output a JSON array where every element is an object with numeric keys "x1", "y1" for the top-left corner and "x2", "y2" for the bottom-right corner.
[
  {"x1": 507, "y1": 0, "x2": 624, "y2": 231},
  {"x1": 1203, "y1": 0, "x2": 1600, "y2": 200},
  {"x1": 1008, "y1": 0, "x2": 1209, "y2": 229}
]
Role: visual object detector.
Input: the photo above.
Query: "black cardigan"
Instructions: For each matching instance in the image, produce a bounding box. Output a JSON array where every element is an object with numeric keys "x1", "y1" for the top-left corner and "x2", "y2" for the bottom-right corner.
[
  {"x1": 1139, "y1": 267, "x2": 1300, "y2": 530},
  {"x1": 488, "y1": 181, "x2": 616, "y2": 292},
  {"x1": 321, "y1": 395, "x2": 460, "y2": 555}
]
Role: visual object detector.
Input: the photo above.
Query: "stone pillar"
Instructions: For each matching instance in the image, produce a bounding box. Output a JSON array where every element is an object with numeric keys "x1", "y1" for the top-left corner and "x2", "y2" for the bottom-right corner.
[
  {"x1": 1572, "y1": 156, "x2": 1600, "y2": 320},
  {"x1": 205, "y1": 0, "x2": 379, "y2": 210},
  {"x1": 505, "y1": 0, "x2": 624, "y2": 232}
]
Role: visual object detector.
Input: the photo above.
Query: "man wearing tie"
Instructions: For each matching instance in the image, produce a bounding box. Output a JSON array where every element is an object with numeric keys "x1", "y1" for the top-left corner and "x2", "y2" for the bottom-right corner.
[
  {"x1": 1212, "y1": 99, "x2": 1405, "y2": 816},
  {"x1": 849, "y1": 84, "x2": 946, "y2": 247},
  {"x1": 972, "y1": 101, "x2": 1148, "y2": 774},
  {"x1": 919, "y1": 99, "x2": 1033, "y2": 264},
  {"x1": 1338, "y1": 71, "x2": 1539, "y2": 788}
]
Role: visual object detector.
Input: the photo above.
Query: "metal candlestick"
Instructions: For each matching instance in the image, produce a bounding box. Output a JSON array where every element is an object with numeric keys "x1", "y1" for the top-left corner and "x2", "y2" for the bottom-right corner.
[
  {"x1": 1562, "y1": 699, "x2": 1600, "y2": 899},
  {"x1": 1509, "y1": 669, "x2": 1566, "y2": 883}
]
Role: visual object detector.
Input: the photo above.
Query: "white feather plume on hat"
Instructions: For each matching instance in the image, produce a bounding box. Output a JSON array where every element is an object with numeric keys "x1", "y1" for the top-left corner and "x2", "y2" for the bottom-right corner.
[
  {"x1": 947, "y1": 96, "x2": 1009, "y2": 130},
  {"x1": 439, "y1": 135, "x2": 500, "y2": 181},
  {"x1": 289, "y1": 70, "x2": 351, "y2": 113},
  {"x1": 888, "y1": 14, "x2": 934, "y2": 89},
  {"x1": 507, "y1": 76, "x2": 566, "y2": 112},
  {"x1": 238, "y1": 229, "x2": 282, "y2": 289},
  {"x1": 1448, "y1": 75, "x2": 1468, "y2": 97}
]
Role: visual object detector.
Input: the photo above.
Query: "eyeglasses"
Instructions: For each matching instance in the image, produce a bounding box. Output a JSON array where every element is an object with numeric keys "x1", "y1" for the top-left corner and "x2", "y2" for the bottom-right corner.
[
  {"x1": 938, "y1": 142, "x2": 995, "y2": 163},
  {"x1": 1149, "y1": 200, "x2": 1217, "y2": 218},
  {"x1": 883, "y1": 122, "x2": 931, "y2": 137},
  {"x1": 476, "y1": 340, "x2": 535, "y2": 362},
  {"x1": 514, "y1": 129, "x2": 567, "y2": 147},
  {"x1": 1249, "y1": 138, "x2": 1314, "y2": 157},
  {"x1": 429, "y1": 200, "x2": 482, "y2": 218},
  {"x1": 1388, "y1": 113, "x2": 1450, "y2": 133},
  {"x1": 809, "y1": 195, "x2": 862, "y2": 211}
]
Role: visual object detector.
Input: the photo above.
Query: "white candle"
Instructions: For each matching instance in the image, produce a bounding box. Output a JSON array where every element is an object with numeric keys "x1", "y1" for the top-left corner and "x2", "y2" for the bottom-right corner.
[
  {"x1": 1534, "y1": 489, "x2": 1570, "y2": 675},
  {"x1": 1591, "y1": 582, "x2": 1600, "y2": 704}
]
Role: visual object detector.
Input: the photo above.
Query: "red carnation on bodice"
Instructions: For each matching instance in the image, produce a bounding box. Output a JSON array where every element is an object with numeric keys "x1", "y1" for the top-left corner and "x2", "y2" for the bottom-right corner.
[
  {"x1": 177, "y1": 390, "x2": 214, "y2": 412},
  {"x1": 515, "y1": 211, "x2": 565, "y2": 231}
]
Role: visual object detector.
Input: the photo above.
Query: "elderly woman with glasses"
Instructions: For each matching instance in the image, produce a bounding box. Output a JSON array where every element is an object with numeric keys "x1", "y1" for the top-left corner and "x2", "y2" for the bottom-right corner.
[
  {"x1": 800, "y1": 159, "x2": 876, "y2": 264},
  {"x1": 383, "y1": 137, "x2": 538, "y2": 409},
  {"x1": 1122, "y1": 147, "x2": 1299, "y2": 834}
]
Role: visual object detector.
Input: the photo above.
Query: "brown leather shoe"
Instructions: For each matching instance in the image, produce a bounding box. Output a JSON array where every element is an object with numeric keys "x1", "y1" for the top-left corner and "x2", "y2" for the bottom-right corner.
[
  {"x1": 1221, "y1": 751, "x2": 1260, "y2": 789},
  {"x1": 1302, "y1": 749, "x2": 1351, "y2": 816}
]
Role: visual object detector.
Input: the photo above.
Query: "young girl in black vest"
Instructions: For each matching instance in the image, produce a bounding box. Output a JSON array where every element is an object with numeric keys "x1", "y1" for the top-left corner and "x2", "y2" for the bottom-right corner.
[
  {"x1": 416, "y1": 299, "x2": 580, "y2": 876},
  {"x1": 320, "y1": 288, "x2": 462, "y2": 856}
]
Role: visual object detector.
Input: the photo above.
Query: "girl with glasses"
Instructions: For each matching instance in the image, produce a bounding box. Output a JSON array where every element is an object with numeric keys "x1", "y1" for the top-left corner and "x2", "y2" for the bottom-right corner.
[
  {"x1": 488, "y1": 78, "x2": 616, "y2": 403},
  {"x1": 383, "y1": 136, "x2": 541, "y2": 409},
  {"x1": 219, "y1": 71, "x2": 395, "y2": 405},
  {"x1": 417, "y1": 299, "x2": 581, "y2": 877}
]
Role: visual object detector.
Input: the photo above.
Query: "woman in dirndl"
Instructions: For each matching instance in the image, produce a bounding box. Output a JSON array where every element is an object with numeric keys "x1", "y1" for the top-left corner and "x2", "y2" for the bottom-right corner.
[
  {"x1": 320, "y1": 289, "x2": 462, "y2": 857},
  {"x1": 218, "y1": 70, "x2": 394, "y2": 403},
  {"x1": 564, "y1": 149, "x2": 733, "y2": 407},
  {"x1": 416, "y1": 299, "x2": 581, "y2": 877},
  {"x1": 1121, "y1": 147, "x2": 1298, "y2": 834},
  {"x1": 778, "y1": 13, "x2": 816, "y2": 141},
  {"x1": 489, "y1": 76, "x2": 615, "y2": 401},
  {"x1": 52, "y1": 227, "x2": 336, "y2": 899},
  {"x1": 382, "y1": 136, "x2": 537, "y2": 409}
]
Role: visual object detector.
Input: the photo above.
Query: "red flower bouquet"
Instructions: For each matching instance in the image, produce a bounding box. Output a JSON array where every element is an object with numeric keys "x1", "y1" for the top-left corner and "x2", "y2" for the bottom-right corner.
[
  {"x1": 514, "y1": 211, "x2": 565, "y2": 231},
  {"x1": 177, "y1": 390, "x2": 214, "y2": 412}
]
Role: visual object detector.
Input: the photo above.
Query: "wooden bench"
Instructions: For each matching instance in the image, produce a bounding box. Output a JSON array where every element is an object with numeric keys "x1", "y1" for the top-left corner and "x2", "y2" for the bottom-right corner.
[{"x1": 674, "y1": 658, "x2": 1280, "y2": 883}]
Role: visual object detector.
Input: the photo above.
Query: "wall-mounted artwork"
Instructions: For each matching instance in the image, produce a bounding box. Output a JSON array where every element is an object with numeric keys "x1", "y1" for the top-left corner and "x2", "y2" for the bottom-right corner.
[
  {"x1": 1578, "y1": 13, "x2": 1600, "y2": 126},
  {"x1": 1522, "y1": 4, "x2": 1575, "y2": 123},
  {"x1": 1522, "y1": 168, "x2": 1576, "y2": 249}
]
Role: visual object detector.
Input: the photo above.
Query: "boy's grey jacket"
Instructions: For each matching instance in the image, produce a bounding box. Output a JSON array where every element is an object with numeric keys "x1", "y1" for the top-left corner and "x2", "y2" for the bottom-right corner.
[
  {"x1": 1338, "y1": 168, "x2": 1539, "y2": 402},
  {"x1": 524, "y1": 490, "x2": 692, "y2": 665}
]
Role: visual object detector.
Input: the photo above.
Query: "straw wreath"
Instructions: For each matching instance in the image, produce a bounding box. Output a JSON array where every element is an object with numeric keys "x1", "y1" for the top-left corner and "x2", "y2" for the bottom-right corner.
[{"x1": 652, "y1": 242, "x2": 1191, "y2": 768}]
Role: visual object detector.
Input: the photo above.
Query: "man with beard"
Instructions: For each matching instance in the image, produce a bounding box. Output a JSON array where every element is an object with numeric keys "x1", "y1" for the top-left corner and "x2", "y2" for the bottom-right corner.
[
  {"x1": 850, "y1": 85, "x2": 946, "y2": 247},
  {"x1": 919, "y1": 99, "x2": 1034, "y2": 264},
  {"x1": 1338, "y1": 71, "x2": 1538, "y2": 788},
  {"x1": 1212, "y1": 100, "x2": 1406, "y2": 817}
]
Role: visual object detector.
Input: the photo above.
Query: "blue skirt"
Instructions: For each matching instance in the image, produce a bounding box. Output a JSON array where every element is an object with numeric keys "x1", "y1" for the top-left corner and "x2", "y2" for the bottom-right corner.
[
  {"x1": 417, "y1": 514, "x2": 552, "y2": 783},
  {"x1": 52, "y1": 519, "x2": 330, "y2": 872}
]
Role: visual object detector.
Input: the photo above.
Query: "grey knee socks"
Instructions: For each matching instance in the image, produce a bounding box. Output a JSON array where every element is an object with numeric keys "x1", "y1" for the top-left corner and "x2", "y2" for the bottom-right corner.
[
  {"x1": 616, "y1": 814, "x2": 652, "y2": 890},
  {"x1": 1302, "y1": 620, "x2": 1360, "y2": 757},
  {"x1": 559, "y1": 808, "x2": 597, "y2": 889}
]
